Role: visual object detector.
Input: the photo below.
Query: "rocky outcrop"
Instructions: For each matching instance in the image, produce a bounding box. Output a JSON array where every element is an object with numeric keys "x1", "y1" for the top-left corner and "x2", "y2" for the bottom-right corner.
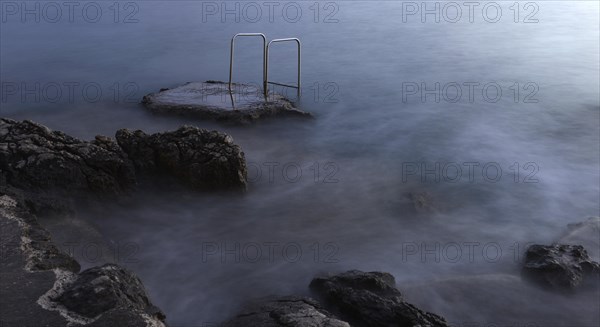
[
  {"x1": 53, "y1": 264, "x2": 165, "y2": 321},
  {"x1": 1, "y1": 118, "x2": 248, "y2": 194},
  {"x1": 116, "y1": 126, "x2": 247, "y2": 192},
  {"x1": 559, "y1": 217, "x2": 600, "y2": 261},
  {"x1": 522, "y1": 244, "x2": 600, "y2": 290},
  {"x1": 0, "y1": 194, "x2": 166, "y2": 327},
  {"x1": 309, "y1": 270, "x2": 448, "y2": 327},
  {"x1": 222, "y1": 296, "x2": 350, "y2": 327},
  {"x1": 0, "y1": 118, "x2": 135, "y2": 196},
  {"x1": 141, "y1": 81, "x2": 312, "y2": 124}
]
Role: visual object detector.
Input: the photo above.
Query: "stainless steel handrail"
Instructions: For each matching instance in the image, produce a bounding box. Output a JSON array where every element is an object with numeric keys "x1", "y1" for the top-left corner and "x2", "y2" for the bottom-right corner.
[
  {"x1": 266, "y1": 38, "x2": 301, "y2": 97},
  {"x1": 228, "y1": 33, "x2": 267, "y2": 95}
]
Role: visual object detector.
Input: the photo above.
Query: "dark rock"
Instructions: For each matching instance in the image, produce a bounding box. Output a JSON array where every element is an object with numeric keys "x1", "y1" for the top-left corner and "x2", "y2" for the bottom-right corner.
[
  {"x1": 309, "y1": 270, "x2": 448, "y2": 327},
  {"x1": 0, "y1": 118, "x2": 135, "y2": 196},
  {"x1": 222, "y1": 296, "x2": 349, "y2": 327},
  {"x1": 0, "y1": 194, "x2": 80, "y2": 273},
  {"x1": 2, "y1": 194, "x2": 167, "y2": 327},
  {"x1": 522, "y1": 244, "x2": 600, "y2": 290},
  {"x1": 53, "y1": 263, "x2": 166, "y2": 322},
  {"x1": 141, "y1": 81, "x2": 312, "y2": 124},
  {"x1": 402, "y1": 274, "x2": 600, "y2": 326},
  {"x1": 559, "y1": 217, "x2": 600, "y2": 261},
  {"x1": 116, "y1": 126, "x2": 247, "y2": 192},
  {"x1": 406, "y1": 192, "x2": 436, "y2": 213}
]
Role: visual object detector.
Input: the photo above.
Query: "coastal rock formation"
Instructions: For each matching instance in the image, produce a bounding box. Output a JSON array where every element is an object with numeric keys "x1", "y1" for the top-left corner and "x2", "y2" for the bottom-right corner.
[
  {"x1": 53, "y1": 264, "x2": 165, "y2": 321},
  {"x1": 522, "y1": 244, "x2": 600, "y2": 290},
  {"x1": 559, "y1": 217, "x2": 600, "y2": 261},
  {"x1": 1, "y1": 119, "x2": 253, "y2": 326},
  {"x1": 1, "y1": 118, "x2": 248, "y2": 194},
  {"x1": 402, "y1": 274, "x2": 600, "y2": 326},
  {"x1": 0, "y1": 195, "x2": 166, "y2": 327},
  {"x1": 116, "y1": 126, "x2": 247, "y2": 192},
  {"x1": 222, "y1": 296, "x2": 349, "y2": 327},
  {"x1": 309, "y1": 270, "x2": 448, "y2": 327},
  {"x1": 141, "y1": 81, "x2": 312, "y2": 124},
  {"x1": 0, "y1": 118, "x2": 135, "y2": 196}
]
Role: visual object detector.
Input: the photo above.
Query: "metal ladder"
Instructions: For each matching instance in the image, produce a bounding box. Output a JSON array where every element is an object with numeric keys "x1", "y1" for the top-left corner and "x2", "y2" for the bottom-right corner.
[{"x1": 228, "y1": 33, "x2": 301, "y2": 98}]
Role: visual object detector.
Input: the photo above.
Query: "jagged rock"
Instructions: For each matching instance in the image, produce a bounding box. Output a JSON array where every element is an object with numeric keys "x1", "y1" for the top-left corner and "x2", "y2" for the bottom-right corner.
[
  {"x1": 0, "y1": 194, "x2": 80, "y2": 273},
  {"x1": 1, "y1": 194, "x2": 167, "y2": 327},
  {"x1": 522, "y1": 244, "x2": 600, "y2": 290},
  {"x1": 402, "y1": 274, "x2": 600, "y2": 326},
  {"x1": 309, "y1": 270, "x2": 448, "y2": 327},
  {"x1": 141, "y1": 81, "x2": 312, "y2": 124},
  {"x1": 559, "y1": 217, "x2": 600, "y2": 261},
  {"x1": 222, "y1": 296, "x2": 349, "y2": 327},
  {"x1": 0, "y1": 118, "x2": 135, "y2": 196},
  {"x1": 116, "y1": 126, "x2": 247, "y2": 192},
  {"x1": 52, "y1": 264, "x2": 165, "y2": 321},
  {"x1": 1, "y1": 118, "x2": 249, "y2": 194}
]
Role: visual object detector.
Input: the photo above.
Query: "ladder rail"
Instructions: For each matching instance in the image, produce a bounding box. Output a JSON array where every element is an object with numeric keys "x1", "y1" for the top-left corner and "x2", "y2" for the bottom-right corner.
[
  {"x1": 266, "y1": 38, "x2": 301, "y2": 97},
  {"x1": 228, "y1": 33, "x2": 267, "y2": 95}
]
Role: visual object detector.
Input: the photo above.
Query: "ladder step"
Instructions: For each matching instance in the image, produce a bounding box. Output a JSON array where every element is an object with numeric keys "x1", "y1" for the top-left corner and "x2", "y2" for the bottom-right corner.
[
  {"x1": 267, "y1": 81, "x2": 299, "y2": 89},
  {"x1": 228, "y1": 33, "x2": 300, "y2": 97}
]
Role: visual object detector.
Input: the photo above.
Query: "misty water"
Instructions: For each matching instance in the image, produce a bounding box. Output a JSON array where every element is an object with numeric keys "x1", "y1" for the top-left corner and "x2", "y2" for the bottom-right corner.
[{"x1": 2, "y1": 1, "x2": 599, "y2": 326}]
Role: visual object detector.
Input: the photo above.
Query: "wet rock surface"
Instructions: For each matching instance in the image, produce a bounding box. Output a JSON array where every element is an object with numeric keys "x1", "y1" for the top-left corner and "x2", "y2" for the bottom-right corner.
[
  {"x1": 53, "y1": 264, "x2": 166, "y2": 321},
  {"x1": 402, "y1": 274, "x2": 600, "y2": 326},
  {"x1": 559, "y1": 217, "x2": 600, "y2": 261},
  {"x1": 141, "y1": 81, "x2": 312, "y2": 124},
  {"x1": 309, "y1": 270, "x2": 449, "y2": 327},
  {"x1": 116, "y1": 126, "x2": 247, "y2": 192},
  {"x1": 1, "y1": 118, "x2": 248, "y2": 194},
  {"x1": 522, "y1": 244, "x2": 600, "y2": 290},
  {"x1": 222, "y1": 296, "x2": 350, "y2": 327},
  {"x1": 0, "y1": 118, "x2": 135, "y2": 196},
  {"x1": 0, "y1": 195, "x2": 166, "y2": 327}
]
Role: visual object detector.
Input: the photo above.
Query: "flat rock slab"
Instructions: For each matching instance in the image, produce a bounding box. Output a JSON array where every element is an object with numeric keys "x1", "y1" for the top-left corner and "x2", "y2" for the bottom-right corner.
[{"x1": 142, "y1": 81, "x2": 312, "y2": 124}]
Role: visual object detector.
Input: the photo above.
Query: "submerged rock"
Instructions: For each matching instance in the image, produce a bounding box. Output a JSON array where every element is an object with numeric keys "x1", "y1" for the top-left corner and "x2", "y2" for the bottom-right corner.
[
  {"x1": 0, "y1": 118, "x2": 135, "y2": 196},
  {"x1": 141, "y1": 81, "x2": 312, "y2": 124},
  {"x1": 406, "y1": 191, "x2": 436, "y2": 214},
  {"x1": 116, "y1": 126, "x2": 247, "y2": 192},
  {"x1": 222, "y1": 296, "x2": 350, "y2": 327},
  {"x1": 402, "y1": 274, "x2": 600, "y2": 326},
  {"x1": 522, "y1": 244, "x2": 600, "y2": 290},
  {"x1": 53, "y1": 264, "x2": 165, "y2": 321},
  {"x1": 309, "y1": 270, "x2": 448, "y2": 327}
]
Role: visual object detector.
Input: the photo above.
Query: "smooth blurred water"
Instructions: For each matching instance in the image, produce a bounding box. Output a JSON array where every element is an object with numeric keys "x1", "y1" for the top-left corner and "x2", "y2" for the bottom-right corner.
[{"x1": 2, "y1": 1, "x2": 599, "y2": 326}]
